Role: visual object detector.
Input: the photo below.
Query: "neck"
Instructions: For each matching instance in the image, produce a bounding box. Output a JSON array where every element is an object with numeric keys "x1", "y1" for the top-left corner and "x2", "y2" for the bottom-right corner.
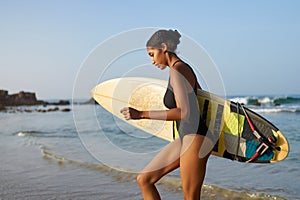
[{"x1": 166, "y1": 52, "x2": 180, "y2": 67}]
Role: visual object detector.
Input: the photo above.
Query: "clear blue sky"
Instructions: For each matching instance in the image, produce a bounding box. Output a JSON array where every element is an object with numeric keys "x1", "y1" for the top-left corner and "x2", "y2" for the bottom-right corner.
[{"x1": 0, "y1": 0, "x2": 299, "y2": 99}]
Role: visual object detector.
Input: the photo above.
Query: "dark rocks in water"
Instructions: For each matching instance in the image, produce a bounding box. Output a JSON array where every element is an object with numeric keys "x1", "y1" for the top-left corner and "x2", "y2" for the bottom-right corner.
[
  {"x1": 34, "y1": 107, "x2": 72, "y2": 113},
  {"x1": 0, "y1": 104, "x2": 6, "y2": 111},
  {"x1": 47, "y1": 107, "x2": 59, "y2": 112},
  {"x1": 254, "y1": 102, "x2": 261, "y2": 106},
  {"x1": 61, "y1": 108, "x2": 71, "y2": 112},
  {"x1": 37, "y1": 109, "x2": 47, "y2": 113},
  {"x1": 0, "y1": 89, "x2": 45, "y2": 106},
  {"x1": 0, "y1": 89, "x2": 70, "y2": 108},
  {"x1": 36, "y1": 107, "x2": 71, "y2": 113},
  {"x1": 0, "y1": 89, "x2": 73, "y2": 113},
  {"x1": 36, "y1": 108, "x2": 72, "y2": 113},
  {"x1": 48, "y1": 100, "x2": 70, "y2": 106}
]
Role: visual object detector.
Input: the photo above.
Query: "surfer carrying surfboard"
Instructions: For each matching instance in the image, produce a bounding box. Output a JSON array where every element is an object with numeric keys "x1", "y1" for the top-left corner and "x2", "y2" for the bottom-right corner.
[{"x1": 120, "y1": 29, "x2": 213, "y2": 200}]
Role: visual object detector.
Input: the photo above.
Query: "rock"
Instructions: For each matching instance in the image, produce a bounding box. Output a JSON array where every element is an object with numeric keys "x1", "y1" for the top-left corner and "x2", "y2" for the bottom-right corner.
[
  {"x1": 0, "y1": 89, "x2": 46, "y2": 106},
  {"x1": 254, "y1": 102, "x2": 261, "y2": 106},
  {"x1": 0, "y1": 104, "x2": 6, "y2": 111},
  {"x1": 61, "y1": 108, "x2": 71, "y2": 112},
  {"x1": 0, "y1": 104, "x2": 6, "y2": 112},
  {"x1": 37, "y1": 109, "x2": 47, "y2": 113},
  {"x1": 50, "y1": 100, "x2": 70, "y2": 106},
  {"x1": 0, "y1": 90, "x2": 8, "y2": 101},
  {"x1": 47, "y1": 107, "x2": 59, "y2": 112},
  {"x1": 0, "y1": 89, "x2": 80, "y2": 114}
]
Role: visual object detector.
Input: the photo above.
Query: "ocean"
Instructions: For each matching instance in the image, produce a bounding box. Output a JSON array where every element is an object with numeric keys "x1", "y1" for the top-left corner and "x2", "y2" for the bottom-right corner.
[{"x1": 0, "y1": 95, "x2": 299, "y2": 200}]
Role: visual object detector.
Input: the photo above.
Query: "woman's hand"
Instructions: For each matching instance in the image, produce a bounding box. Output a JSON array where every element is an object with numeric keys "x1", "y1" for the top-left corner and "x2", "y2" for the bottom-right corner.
[{"x1": 120, "y1": 107, "x2": 142, "y2": 120}]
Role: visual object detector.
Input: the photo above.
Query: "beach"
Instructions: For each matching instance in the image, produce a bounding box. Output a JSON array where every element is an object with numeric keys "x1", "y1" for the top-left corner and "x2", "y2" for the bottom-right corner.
[{"x1": 0, "y1": 96, "x2": 299, "y2": 199}]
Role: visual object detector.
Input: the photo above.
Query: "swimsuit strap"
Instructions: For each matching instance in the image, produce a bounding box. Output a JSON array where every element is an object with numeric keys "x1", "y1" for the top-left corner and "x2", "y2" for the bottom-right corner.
[{"x1": 172, "y1": 59, "x2": 182, "y2": 67}]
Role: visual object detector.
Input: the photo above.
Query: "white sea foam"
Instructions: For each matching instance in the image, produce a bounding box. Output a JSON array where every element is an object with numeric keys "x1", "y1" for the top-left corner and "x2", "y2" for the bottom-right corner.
[
  {"x1": 252, "y1": 106, "x2": 300, "y2": 113},
  {"x1": 229, "y1": 97, "x2": 249, "y2": 105},
  {"x1": 259, "y1": 97, "x2": 272, "y2": 104},
  {"x1": 17, "y1": 132, "x2": 28, "y2": 137}
]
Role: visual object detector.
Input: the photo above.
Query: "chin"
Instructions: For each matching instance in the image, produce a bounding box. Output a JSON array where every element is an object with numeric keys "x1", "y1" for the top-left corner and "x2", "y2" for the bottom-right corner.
[{"x1": 158, "y1": 65, "x2": 167, "y2": 70}]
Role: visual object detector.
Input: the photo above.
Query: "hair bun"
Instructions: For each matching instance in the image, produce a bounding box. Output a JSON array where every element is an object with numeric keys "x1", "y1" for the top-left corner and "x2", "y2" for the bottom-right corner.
[
  {"x1": 168, "y1": 29, "x2": 181, "y2": 44},
  {"x1": 146, "y1": 29, "x2": 181, "y2": 53},
  {"x1": 169, "y1": 29, "x2": 181, "y2": 39}
]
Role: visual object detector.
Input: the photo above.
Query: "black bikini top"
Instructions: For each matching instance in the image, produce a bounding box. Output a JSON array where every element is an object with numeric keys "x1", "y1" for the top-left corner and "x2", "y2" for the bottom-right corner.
[{"x1": 163, "y1": 60, "x2": 198, "y2": 109}]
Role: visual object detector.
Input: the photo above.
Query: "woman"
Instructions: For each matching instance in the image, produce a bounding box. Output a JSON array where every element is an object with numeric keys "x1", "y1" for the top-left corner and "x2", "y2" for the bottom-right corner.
[{"x1": 120, "y1": 29, "x2": 212, "y2": 200}]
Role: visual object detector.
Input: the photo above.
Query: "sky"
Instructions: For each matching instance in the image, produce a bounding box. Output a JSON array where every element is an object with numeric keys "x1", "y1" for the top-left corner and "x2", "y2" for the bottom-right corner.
[{"x1": 0, "y1": 0, "x2": 299, "y2": 99}]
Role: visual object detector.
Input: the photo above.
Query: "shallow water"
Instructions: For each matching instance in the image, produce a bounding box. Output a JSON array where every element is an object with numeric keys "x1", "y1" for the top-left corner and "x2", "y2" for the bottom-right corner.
[{"x1": 0, "y1": 103, "x2": 299, "y2": 199}]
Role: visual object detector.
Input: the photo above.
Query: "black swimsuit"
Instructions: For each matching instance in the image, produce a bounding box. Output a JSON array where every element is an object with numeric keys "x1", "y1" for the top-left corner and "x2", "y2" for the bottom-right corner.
[{"x1": 163, "y1": 61, "x2": 208, "y2": 139}]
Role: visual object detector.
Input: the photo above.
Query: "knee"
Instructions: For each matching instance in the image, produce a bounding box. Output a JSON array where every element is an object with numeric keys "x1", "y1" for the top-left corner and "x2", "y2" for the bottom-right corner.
[{"x1": 136, "y1": 173, "x2": 154, "y2": 187}]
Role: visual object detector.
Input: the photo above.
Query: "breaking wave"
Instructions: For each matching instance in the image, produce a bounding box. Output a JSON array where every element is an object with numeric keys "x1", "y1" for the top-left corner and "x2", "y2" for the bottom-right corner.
[
  {"x1": 229, "y1": 95, "x2": 300, "y2": 106},
  {"x1": 230, "y1": 95, "x2": 300, "y2": 113}
]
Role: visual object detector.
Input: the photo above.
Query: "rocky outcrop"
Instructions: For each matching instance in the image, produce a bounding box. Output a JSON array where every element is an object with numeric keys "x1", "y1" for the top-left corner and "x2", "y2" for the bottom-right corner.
[
  {"x1": 0, "y1": 90, "x2": 72, "y2": 113},
  {"x1": 0, "y1": 90, "x2": 72, "y2": 107},
  {"x1": 0, "y1": 90, "x2": 45, "y2": 106}
]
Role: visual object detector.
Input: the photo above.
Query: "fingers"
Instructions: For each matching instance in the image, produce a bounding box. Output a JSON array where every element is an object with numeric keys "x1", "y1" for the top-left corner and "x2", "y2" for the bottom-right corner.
[
  {"x1": 120, "y1": 107, "x2": 131, "y2": 120},
  {"x1": 120, "y1": 107, "x2": 142, "y2": 120}
]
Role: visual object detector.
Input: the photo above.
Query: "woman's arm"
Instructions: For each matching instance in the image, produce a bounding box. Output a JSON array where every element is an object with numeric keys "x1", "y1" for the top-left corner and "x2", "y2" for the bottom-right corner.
[{"x1": 120, "y1": 107, "x2": 182, "y2": 121}]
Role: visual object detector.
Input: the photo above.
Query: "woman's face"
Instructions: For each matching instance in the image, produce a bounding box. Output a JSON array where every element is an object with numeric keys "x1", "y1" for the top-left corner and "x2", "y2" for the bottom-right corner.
[{"x1": 147, "y1": 47, "x2": 168, "y2": 70}]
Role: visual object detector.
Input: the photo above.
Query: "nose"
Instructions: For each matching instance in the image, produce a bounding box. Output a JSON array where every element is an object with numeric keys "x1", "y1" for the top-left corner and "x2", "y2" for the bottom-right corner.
[{"x1": 152, "y1": 60, "x2": 155, "y2": 65}]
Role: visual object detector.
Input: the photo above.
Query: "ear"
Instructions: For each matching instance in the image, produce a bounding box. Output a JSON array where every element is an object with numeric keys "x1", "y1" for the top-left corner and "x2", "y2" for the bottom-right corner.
[{"x1": 161, "y1": 43, "x2": 168, "y2": 53}]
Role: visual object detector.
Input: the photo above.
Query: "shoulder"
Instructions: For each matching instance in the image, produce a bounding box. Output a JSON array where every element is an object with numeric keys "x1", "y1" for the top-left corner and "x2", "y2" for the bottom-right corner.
[
  {"x1": 170, "y1": 61, "x2": 197, "y2": 88},
  {"x1": 169, "y1": 62, "x2": 190, "y2": 86},
  {"x1": 171, "y1": 61, "x2": 189, "y2": 74}
]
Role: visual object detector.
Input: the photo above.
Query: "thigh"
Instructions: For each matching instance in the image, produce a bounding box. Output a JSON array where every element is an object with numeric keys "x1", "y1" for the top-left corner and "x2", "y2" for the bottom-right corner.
[
  {"x1": 139, "y1": 138, "x2": 182, "y2": 183},
  {"x1": 180, "y1": 135, "x2": 211, "y2": 193}
]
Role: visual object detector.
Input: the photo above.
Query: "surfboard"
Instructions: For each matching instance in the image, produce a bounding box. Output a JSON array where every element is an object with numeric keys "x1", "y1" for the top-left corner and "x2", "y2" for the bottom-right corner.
[{"x1": 91, "y1": 77, "x2": 289, "y2": 163}]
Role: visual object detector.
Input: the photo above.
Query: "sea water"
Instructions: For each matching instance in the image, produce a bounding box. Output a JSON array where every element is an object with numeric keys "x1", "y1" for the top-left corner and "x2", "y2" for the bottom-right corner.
[{"x1": 0, "y1": 95, "x2": 299, "y2": 200}]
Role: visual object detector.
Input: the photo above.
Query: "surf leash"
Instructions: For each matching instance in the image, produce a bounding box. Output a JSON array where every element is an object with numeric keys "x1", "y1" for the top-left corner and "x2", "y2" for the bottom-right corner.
[{"x1": 238, "y1": 103, "x2": 278, "y2": 163}]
